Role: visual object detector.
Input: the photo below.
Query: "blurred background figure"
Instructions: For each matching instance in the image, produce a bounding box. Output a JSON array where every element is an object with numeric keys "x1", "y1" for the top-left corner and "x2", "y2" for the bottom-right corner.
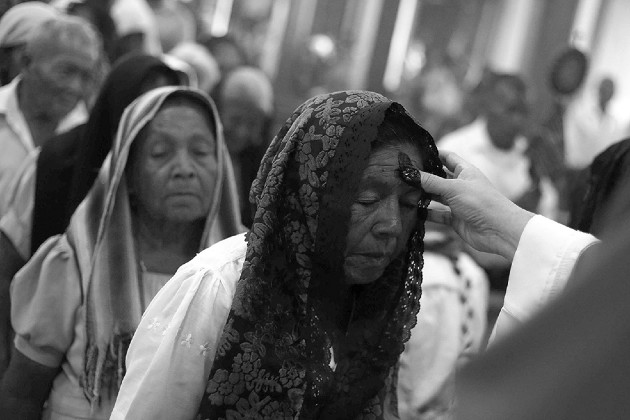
[
  {"x1": 0, "y1": 53, "x2": 180, "y2": 379},
  {"x1": 0, "y1": 1, "x2": 58, "y2": 86},
  {"x1": 169, "y1": 41, "x2": 222, "y2": 96},
  {"x1": 398, "y1": 51, "x2": 467, "y2": 140},
  {"x1": 564, "y1": 75, "x2": 622, "y2": 170},
  {"x1": 0, "y1": 14, "x2": 101, "y2": 215},
  {"x1": 540, "y1": 46, "x2": 590, "y2": 220},
  {"x1": 148, "y1": 0, "x2": 196, "y2": 53},
  {"x1": 439, "y1": 72, "x2": 558, "y2": 290},
  {"x1": 52, "y1": 0, "x2": 116, "y2": 109},
  {"x1": 110, "y1": 0, "x2": 161, "y2": 60},
  {"x1": 216, "y1": 65, "x2": 274, "y2": 227},
  {"x1": 53, "y1": 0, "x2": 117, "y2": 63},
  {"x1": 198, "y1": 34, "x2": 248, "y2": 85}
]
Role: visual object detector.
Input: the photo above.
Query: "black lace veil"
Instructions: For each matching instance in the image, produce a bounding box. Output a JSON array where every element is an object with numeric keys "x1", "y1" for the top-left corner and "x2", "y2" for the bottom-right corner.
[{"x1": 197, "y1": 91, "x2": 444, "y2": 419}]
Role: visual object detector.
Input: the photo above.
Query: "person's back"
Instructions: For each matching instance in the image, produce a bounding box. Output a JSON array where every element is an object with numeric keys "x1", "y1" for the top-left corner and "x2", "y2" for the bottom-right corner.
[{"x1": 216, "y1": 66, "x2": 274, "y2": 227}]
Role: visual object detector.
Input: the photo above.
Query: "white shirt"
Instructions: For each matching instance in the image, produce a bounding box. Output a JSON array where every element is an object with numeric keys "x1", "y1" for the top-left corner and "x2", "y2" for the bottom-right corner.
[
  {"x1": 0, "y1": 77, "x2": 86, "y2": 215},
  {"x1": 439, "y1": 119, "x2": 559, "y2": 219},
  {"x1": 439, "y1": 119, "x2": 531, "y2": 201},
  {"x1": 112, "y1": 218, "x2": 598, "y2": 419},
  {"x1": 564, "y1": 91, "x2": 622, "y2": 169}
]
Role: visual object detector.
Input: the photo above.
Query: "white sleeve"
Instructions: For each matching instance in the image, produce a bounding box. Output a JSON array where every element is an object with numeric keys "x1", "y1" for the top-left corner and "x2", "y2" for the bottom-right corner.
[
  {"x1": 0, "y1": 152, "x2": 36, "y2": 260},
  {"x1": 111, "y1": 264, "x2": 236, "y2": 420},
  {"x1": 490, "y1": 215, "x2": 598, "y2": 342}
]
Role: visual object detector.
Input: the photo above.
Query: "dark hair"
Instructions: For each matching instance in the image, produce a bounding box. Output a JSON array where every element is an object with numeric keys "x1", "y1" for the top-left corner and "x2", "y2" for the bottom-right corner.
[
  {"x1": 372, "y1": 108, "x2": 435, "y2": 170},
  {"x1": 490, "y1": 73, "x2": 527, "y2": 96},
  {"x1": 549, "y1": 47, "x2": 589, "y2": 95}
]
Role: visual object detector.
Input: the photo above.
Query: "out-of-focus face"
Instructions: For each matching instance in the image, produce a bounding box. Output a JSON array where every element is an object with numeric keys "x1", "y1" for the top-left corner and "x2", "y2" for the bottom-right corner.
[
  {"x1": 343, "y1": 143, "x2": 424, "y2": 285},
  {"x1": 24, "y1": 39, "x2": 98, "y2": 119},
  {"x1": 128, "y1": 100, "x2": 218, "y2": 224},
  {"x1": 213, "y1": 42, "x2": 244, "y2": 76},
  {"x1": 598, "y1": 78, "x2": 615, "y2": 110},
  {"x1": 486, "y1": 80, "x2": 528, "y2": 150},
  {"x1": 221, "y1": 100, "x2": 266, "y2": 155}
]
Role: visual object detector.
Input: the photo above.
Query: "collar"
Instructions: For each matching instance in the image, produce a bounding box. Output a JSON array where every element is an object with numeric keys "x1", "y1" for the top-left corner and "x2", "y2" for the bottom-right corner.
[
  {"x1": 0, "y1": 76, "x2": 88, "y2": 150},
  {"x1": 0, "y1": 75, "x2": 21, "y2": 114},
  {"x1": 0, "y1": 76, "x2": 34, "y2": 150},
  {"x1": 475, "y1": 117, "x2": 528, "y2": 154}
]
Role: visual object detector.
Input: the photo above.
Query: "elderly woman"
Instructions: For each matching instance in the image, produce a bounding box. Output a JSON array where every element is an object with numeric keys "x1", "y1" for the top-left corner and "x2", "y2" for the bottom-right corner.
[
  {"x1": 0, "y1": 54, "x2": 180, "y2": 376},
  {"x1": 111, "y1": 90, "x2": 445, "y2": 419},
  {"x1": 217, "y1": 66, "x2": 275, "y2": 227},
  {"x1": 0, "y1": 86, "x2": 242, "y2": 418}
]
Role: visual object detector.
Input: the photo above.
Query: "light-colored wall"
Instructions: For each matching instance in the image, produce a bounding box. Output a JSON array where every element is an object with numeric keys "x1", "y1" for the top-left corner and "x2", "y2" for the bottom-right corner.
[{"x1": 589, "y1": 0, "x2": 630, "y2": 132}]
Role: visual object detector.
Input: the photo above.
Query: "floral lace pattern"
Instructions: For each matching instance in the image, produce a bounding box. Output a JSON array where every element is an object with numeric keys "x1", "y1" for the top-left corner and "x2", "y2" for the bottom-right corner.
[{"x1": 198, "y1": 91, "x2": 444, "y2": 419}]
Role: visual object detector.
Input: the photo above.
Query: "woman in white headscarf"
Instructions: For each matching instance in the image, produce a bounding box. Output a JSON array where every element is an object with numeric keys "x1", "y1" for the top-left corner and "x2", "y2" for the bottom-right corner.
[{"x1": 0, "y1": 86, "x2": 243, "y2": 419}]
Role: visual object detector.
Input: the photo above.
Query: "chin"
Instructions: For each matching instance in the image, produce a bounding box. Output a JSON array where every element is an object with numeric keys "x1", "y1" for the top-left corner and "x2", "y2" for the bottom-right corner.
[
  {"x1": 343, "y1": 269, "x2": 384, "y2": 285},
  {"x1": 165, "y1": 208, "x2": 206, "y2": 223}
]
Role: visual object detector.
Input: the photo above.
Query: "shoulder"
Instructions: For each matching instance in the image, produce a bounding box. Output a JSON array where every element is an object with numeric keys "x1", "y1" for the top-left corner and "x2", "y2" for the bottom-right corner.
[
  {"x1": 185, "y1": 233, "x2": 247, "y2": 276},
  {"x1": 38, "y1": 126, "x2": 85, "y2": 166},
  {"x1": 150, "y1": 233, "x2": 248, "y2": 314},
  {"x1": 438, "y1": 120, "x2": 484, "y2": 151}
]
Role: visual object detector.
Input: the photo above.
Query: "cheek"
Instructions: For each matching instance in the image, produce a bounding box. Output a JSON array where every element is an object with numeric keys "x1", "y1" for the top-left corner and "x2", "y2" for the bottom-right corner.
[
  {"x1": 396, "y1": 210, "x2": 419, "y2": 249},
  {"x1": 196, "y1": 158, "x2": 218, "y2": 186},
  {"x1": 344, "y1": 207, "x2": 373, "y2": 254},
  {"x1": 136, "y1": 165, "x2": 167, "y2": 203}
]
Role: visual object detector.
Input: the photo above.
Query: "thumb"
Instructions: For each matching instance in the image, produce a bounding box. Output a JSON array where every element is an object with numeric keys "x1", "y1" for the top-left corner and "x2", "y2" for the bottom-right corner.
[{"x1": 420, "y1": 171, "x2": 449, "y2": 197}]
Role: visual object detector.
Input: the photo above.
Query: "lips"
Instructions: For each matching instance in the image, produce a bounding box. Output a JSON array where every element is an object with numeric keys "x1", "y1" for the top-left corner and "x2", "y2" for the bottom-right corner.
[{"x1": 352, "y1": 252, "x2": 391, "y2": 267}]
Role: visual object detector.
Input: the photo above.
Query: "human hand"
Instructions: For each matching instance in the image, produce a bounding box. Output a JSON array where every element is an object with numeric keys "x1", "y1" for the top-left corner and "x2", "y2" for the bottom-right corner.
[{"x1": 420, "y1": 151, "x2": 535, "y2": 261}]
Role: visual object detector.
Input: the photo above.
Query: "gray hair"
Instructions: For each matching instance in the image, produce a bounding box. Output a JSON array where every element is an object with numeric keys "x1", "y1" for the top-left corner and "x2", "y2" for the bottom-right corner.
[{"x1": 25, "y1": 14, "x2": 101, "y2": 61}]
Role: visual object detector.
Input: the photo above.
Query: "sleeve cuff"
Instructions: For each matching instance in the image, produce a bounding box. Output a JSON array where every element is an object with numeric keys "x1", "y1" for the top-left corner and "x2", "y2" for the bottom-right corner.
[{"x1": 504, "y1": 215, "x2": 598, "y2": 322}]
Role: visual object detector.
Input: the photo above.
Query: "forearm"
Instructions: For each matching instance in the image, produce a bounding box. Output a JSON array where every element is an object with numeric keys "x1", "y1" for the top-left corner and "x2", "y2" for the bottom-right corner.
[
  {"x1": 494, "y1": 203, "x2": 534, "y2": 262},
  {"x1": 0, "y1": 393, "x2": 44, "y2": 420},
  {"x1": 0, "y1": 234, "x2": 26, "y2": 378},
  {"x1": 0, "y1": 348, "x2": 58, "y2": 418},
  {"x1": 490, "y1": 215, "x2": 598, "y2": 342}
]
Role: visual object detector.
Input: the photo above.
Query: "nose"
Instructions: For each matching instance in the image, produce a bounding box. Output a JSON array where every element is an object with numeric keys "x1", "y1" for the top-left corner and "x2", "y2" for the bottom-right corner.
[
  {"x1": 172, "y1": 150, "x2": 195, "y2": 179},
  {"x1": 64, "y1": 72, "x2": 89, "y2": 95},
  {"x1": 372, "y1": 198, "x2": 403, "y2": 239}
]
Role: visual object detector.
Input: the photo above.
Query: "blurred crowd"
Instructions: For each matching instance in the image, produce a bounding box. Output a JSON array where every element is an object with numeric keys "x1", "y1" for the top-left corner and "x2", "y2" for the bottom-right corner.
[
  {"x1": 0, "y1": 1, "x2": 628, "y2": 419},
  {"x1": 396, "y1": 44, "x2": 628, "y2": 292}
]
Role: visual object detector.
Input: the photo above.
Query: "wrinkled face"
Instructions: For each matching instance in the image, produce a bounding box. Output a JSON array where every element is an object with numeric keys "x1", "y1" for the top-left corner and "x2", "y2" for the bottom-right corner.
[
  {"x1": 486, "y1": 81, "x2": 528, "y2": 150},
  {"x1": 221, "y1": 100, "x2": 266, "y2": 155},
  {"x1": 343, "y1": 143, "x2": 424, "y2": 285},
  {"x1": 24, "y1": 40, "x2": 98, "y2": 119},
  {"x1": 128, "y1": 101, "x2": 218, "y2": 224}
]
